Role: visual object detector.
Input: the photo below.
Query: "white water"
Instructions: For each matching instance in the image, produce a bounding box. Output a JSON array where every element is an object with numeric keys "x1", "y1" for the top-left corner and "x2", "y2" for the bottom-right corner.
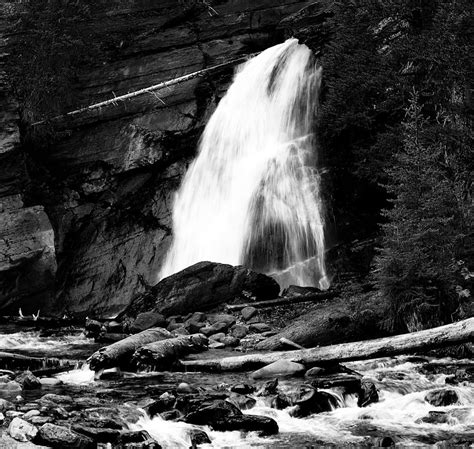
[{"x1": 160, "y1": 38, "x2": 329, "y2": 289}]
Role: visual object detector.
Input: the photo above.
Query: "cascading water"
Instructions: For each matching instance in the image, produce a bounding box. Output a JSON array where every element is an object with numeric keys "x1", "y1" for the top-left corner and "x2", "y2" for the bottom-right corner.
[{"x1": 159, "y1": 38, "x2": 329, "y2": 289}]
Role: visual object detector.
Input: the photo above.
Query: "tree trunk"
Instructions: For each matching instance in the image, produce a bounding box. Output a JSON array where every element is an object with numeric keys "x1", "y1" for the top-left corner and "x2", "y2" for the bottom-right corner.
[
  {"x1": 225, "y1": 290, "x2": 340, "y2": 311},
  {"x1": 88, "y1": 328, "x2": 172, "y2": 371},
  {"x1": 133, "y1": 334, "x2": 208, "y2": 371},
  {"x1": 180, "y1": 318, "x2": 474, "y2": 372}
]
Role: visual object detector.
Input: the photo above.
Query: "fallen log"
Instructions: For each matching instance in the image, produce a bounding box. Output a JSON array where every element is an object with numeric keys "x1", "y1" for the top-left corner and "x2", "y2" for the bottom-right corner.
[
  {"x1": 133, "y1": 334, "x2": 208, "y2": 371},
  {"x1": 225, "y1": 290, "x2": 339, "y2": 311},
  {"x1": 180, "y1": 317, "x2": 474, "y2": 372},
  {"x1": 88, "y1": 328, "x2": 172, "y2": 372},
  {"x1": 0, "y1": 352, "x2": 62, "y2": 371}
]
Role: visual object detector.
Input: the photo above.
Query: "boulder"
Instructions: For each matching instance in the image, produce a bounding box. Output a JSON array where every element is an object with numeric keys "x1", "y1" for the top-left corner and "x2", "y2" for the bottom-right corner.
[
  {"x1": 37, "y1": 423, "x2": 96, "y2": 448},
  {"x1": 72, "y1": 425, "x2": 121, "y2": 444},
  {"x1": 241, "y1": 306, "x2": 257, "y2": 321},
  {"x1": 130, "y1": 312, "x2": 167, "y2": 333},
  {"x1": 425, "y1": 389, "x2": 459, "y2": 407},
  {"x1": 309, "y1": 373, "x2": 361, "y2": 394},
  {"x1": 184, "y1": 399, "x2": 241, "y2": 425},
  {"x1": 189, "y1": 429, "x2": 211, "y2": 446},
  {"x1": 212, "y1": 415, "x2": 279, "y2": 435},
  {"x1": 16, "y1": 371, "x2": 42, "y2": 390},
  {"x1": 291, "y1": 386, "x2": 339, "y2": 417},
  {"x1": 8, "y1": 417, "x2": 38, "y2": 442},
  {"x1": 121, "y1": 262, "x2": 280, "y2": 318},
  {"x1": 201, "y1": 322, "x2": 230, "y2": 336},
  {"x1": 251, "y1": 360, "x2": 306, "y2": 379},
  {"x1": 116, "y1": 430, "x2": 161, "y2": 448},
  {"x1": 208, "y1": 314, "x2": 236, "y2": 326}
]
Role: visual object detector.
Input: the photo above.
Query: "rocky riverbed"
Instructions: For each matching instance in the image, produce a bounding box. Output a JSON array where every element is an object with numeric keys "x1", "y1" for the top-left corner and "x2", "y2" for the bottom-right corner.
[{"x1": 0, "y1": 324, "x2": 473, "y2": 448}]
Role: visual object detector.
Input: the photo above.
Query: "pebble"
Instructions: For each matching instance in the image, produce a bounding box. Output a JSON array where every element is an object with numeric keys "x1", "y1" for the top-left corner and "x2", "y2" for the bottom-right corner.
[{"x1": 177, "y1": 382, "x2": 194, "y2": 394}]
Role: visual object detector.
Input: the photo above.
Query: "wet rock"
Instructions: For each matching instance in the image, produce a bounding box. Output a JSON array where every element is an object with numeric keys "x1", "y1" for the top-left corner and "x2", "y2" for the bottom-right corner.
[
  {"x1": 209, "y1": 341, "x2": 225, "y2": 349},
  {"x1": 29, "y1": 416, "x2": 53, "y2": 426},
  {"x1": 9, "y1": 417, "x2": 38, "y2": 442},
  {"x1": 230, "y1": 384, "x2": 255, "y2": 395},
  {"x1": 0, "y1": 412, "x2": 4, "y2": 423},
  {"x1": 425, "y1": 389, "x2": 459, "y2": 407},
  {"x1": 249, "y1": 323, "x2": 272, "y2": 333},
  {"x1": 212, "y1": 415, "x2": 279, "y2": 435},
  {"x1": 208, "y1": 314, "x2": 236, "y2": 326},
  {"x1": 291, "y1": 386, "x2": 339, "y2": 417},
  {"x1": 37, "y1": 423, "x2": 95, "y2": 448},
  {"x1": 418, "y1": 411, "x2": 448, "y2": 424},
  {"x1": 146, "y1": 393, "x2": 176, "y2": 417},
  {"x1": 72, "y1": 425, "x2": 121, "y2": 444},
  {"x1": 445, "y1": 367, "x2": 474, "y2": 385},
  {"x1": 309, "y1": 373, "x2": 361, "y2": 394},
  {"x1": 116, "y1": 430, "x2": 161, "y2": 448},
  {"x1": 241, "y1": 306, "x2": 257, "y2": 321},
  {"x1": 172, "y1": 327, "x2": 190, "y2": 336},
  {"x1": 231, "y1": 324, "x2": 249, "y2": 339},
  {"x1": 18, "y1": 403, "x2": 40, "y2": 413},
  {"x1": 256, "y1": 378, "x2": 279, "y2": 396},
  {"x1": 39, "y1": 394, "x2": 73, "y2": 406},
  {"x1": 358, "y1": 380, "x2": 379, "y2": 407},
  {"x1": 161, "y1": 409, "x2": 182, "y2": 421},
  {"x1": 184, "y1": 318, "x2": 206, "y2": 334},
  {"x1": 251, "y1": 360, "x2": 306, "y2": 379},
  {"x1": 189, "y1": 429, "x2": 211, "y2": 446},
  {"x1": 15, "y1": 371, "x2": 42, "y2": 390},
  {"x1": 377, "y1": 437, "x2": 396, "y2": 447},
  {"x1": 23, "y1": 410, "x2": 40, "y2": 420},
  {"x1": 130, "y1": 312, "x2": 167, "y2": 333},
  {"x1": 184, "y1": 399, "x2": 242, "y2": 425},
  {"x1": 271, "y1": 392, "x2": 292, "y2": 410},
  {"x1": 6, "y1": 410, "x2": 24, "y2": 419},
  {"x1": 228, "y1": 393, "x2": 256, "y2": 411},
  {"x1": 85, "y1": 319, "x2": 103, "y2": 335},
  {"x1": 167, "y1": 322, "x2": 184, "y2": 332}
]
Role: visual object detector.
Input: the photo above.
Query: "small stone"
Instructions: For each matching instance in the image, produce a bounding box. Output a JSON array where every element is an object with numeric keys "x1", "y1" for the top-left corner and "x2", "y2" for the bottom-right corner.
[
  {"x1": 6, "y1": 411, "x2": 24, "y2": 419},
  {"x1": 23, "y1": 410, "x2": 41, "y2": 420},
  {"x1": 177, "y1": 382, "x2": 194, "y2": 394},
  {"x1": 209, "y1": 341, "x2": 225, "y2": 349},
  {"x1": 207, "y1": 314, "x2": 236, "y2": 326},
  {"x1": 29, "y1": 416, "x2": 53, "y2": 426},
  {"x1": 130, "y1": 312, "x2": 167, "y2": 333},
  {"x1": 201, "y1": 322, "x2": 229, "y2": 336},
  {"x1": 8, "y1": 417, "x2": 38, "y2": 442},
  {"x1": 184, "y1": 318, "x2": 206, "y2": 334},
  {"x1": 249, "y1": 323, "x2": 271, "y2": 333},
  {"x1": 231, "y1": 324, "x2": 248, "y2": 339},
  {"x1": 251, "y1": 360, "x2": 306, "y2": 379},
  {"x1": 16, "y1": 371, "x2": 42, "y2": 390},
  {"x1": 39, "y1": 394, "x2": 73, "y2": 405},
  {"x1": 241, "y1": 306, "x2": 257, "y2": 321},
  {"x1": 304, "y1": 367, "x2": 326, "y2": 377},
  {"x1": 172, "y1": 327, "x2": 190, "y2": 336},
  {"x1": 189, "y1": 429, "x2": 211, "y2": 446},
  {"x1": 210, "y1": 332, "x2": 226, "y2": 342},
  {"x1": 425, "y1": 389, "x2": 458, "y2": 407},
  {"x1": 161, "y1": 409, "x2": 182, "y2": 421},
  {"x1": 167, "y1": 322, "x2": 184, "y2": 332},
  {"x1": 221, "y1": 336, "x2": 240, "y2": 347}
]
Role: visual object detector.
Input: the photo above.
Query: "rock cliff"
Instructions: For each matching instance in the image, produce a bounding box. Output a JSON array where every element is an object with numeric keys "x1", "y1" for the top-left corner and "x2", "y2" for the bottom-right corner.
[{"x1": 0, "y1": 0, "x2": 326, "y2": 317}]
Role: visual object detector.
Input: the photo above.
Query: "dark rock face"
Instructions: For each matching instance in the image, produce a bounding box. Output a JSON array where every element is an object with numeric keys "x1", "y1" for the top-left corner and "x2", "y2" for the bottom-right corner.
[
  {"x1": 425, "y1": 389, "x2": 459, "y2": 407},
  {"x1": 1, "y1": 0, "x2": 315, "y2": 317},
  {"x1": 357, "y1": 380, "x2": 379, "y2": 408},
  {"x1": 122, "y1": 261, "x2": 280, "y2": 318}
]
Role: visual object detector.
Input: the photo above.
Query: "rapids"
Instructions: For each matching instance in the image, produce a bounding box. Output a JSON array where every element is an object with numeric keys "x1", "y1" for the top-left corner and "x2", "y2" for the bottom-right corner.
[
  {"x1": 160, "y1": 39, "x2": 329, "y2": 290},
  {"x1": 2, "y1": 329, "x2": 470, "y2": 448}
]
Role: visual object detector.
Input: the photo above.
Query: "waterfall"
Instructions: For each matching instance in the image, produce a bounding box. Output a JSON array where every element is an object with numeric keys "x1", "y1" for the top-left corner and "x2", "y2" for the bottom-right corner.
[{"x1": 159, "y1": 38, "x2": 329, "y2": 289}]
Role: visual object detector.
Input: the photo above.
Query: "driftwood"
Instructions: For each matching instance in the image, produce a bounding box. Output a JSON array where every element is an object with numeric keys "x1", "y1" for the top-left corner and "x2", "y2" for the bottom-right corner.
[
  {"x1": 88, "y1": 328, "x2": 172, "y2": 372},
  {"x1": 0, "y1": 352, "x2": 62, "y2": 371},
  {"x1": 133, "y1": 334, "x2": 208, "y2": 371},
  {"x1": 225, "y1": 290, "x2": 339, "y2": 311},
  {"x1": 181, "y1": 318, "x2": 474, "y2": 372}
]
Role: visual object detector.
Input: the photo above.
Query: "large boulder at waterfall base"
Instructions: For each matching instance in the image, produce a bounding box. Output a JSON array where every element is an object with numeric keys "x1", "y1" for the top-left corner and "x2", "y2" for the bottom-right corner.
[{"x1": 121, "y1": 261, "x2": 280, "y2": 318}]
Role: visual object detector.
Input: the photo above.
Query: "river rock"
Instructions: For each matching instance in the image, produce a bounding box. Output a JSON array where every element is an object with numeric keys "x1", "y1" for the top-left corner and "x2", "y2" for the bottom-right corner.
[
  {"x1": 291, "y1": 387, "x2": 339, "y2": 417},
  {"x1": 37, "y1": 423, "x2": 95, "y2": 448},
  {"x1": 130, "y1": 312, "x2": 167, "y2": 333},
  {"x1": 209, "y1": 341, "x2": 225, "y2": 349},
  {"x1": 0, "y1": 380, "x2": 22, "y2": 391},
  {"x1": 309, "y1": 373, "x2": 361, "y2": 394},
  {"x1": 241, "y1": 306, "x2": 257, "y2": 321},
  {"x1": 184, "y1": 399, "x2": 242, "y2": 425},
  {"x1": 176, "y1": 383, "x2": 195, "y2": 394},
  {"x1": 189, "y1": 429, "x2": 211, "y2": 445},
  {"x1": 72, "y1": 425, "x2": 121, "y2": 444},
  {"x1": 9, "y1": 417, "x2": 38, "y2": 442},
  {"x1": 16, "y1": 371, "x2": 42, "y2": 390},
  {"x1": 271, "y1": 392, "x2": 292, "y2": 410},
  {"x1": 23, "y1": 410, "x2": 40, "y2": 420},
  {"x1": 39, "y1": 394, "x2": 74, "y2": 406},
  {"x1": 172, "y1": 327, "x2": 190, "y2": 336},
  {"x1": 425, "y1": 389, "x2": 459, "y2": 406},
  {"x1": 0, "y1": 398, "x2": 15, "y2": 411},
  {"x1": 230, "y1": 384, "x2": 255, "y2": 395},
  {"x1": 208, "y1": 314, "x2": 236, "y2": 326},
  {"x1": 357, "y1": 380, "x2": 379, "y2": 407},
  {"x1": 256, "y1": 378, "x2": 279, "y2": 396},
  {"x1": 251, "y1": 360, "x2": 306, "y2": 379},
  {"x1": 212, "y1": 415, "x2": 279, "y2": 435},
  {"x1": 221, "y1": 336, "x2": 240, "y2": 347},
  {"x1": 39, "y1": 377, "x2": 62, "y2": 386},
  {"x1": 231, "y1": 324, "x2": 249, "y2": 339},
  {"x1": 122, "y1": 262, "x2": 280, "y2": 318},
  {"x1": 249, "y1": 323, "x2": 272, "y2": 333},
  {"x1": 228, "y1": 393, "x2": 257, "y2": 410}
]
